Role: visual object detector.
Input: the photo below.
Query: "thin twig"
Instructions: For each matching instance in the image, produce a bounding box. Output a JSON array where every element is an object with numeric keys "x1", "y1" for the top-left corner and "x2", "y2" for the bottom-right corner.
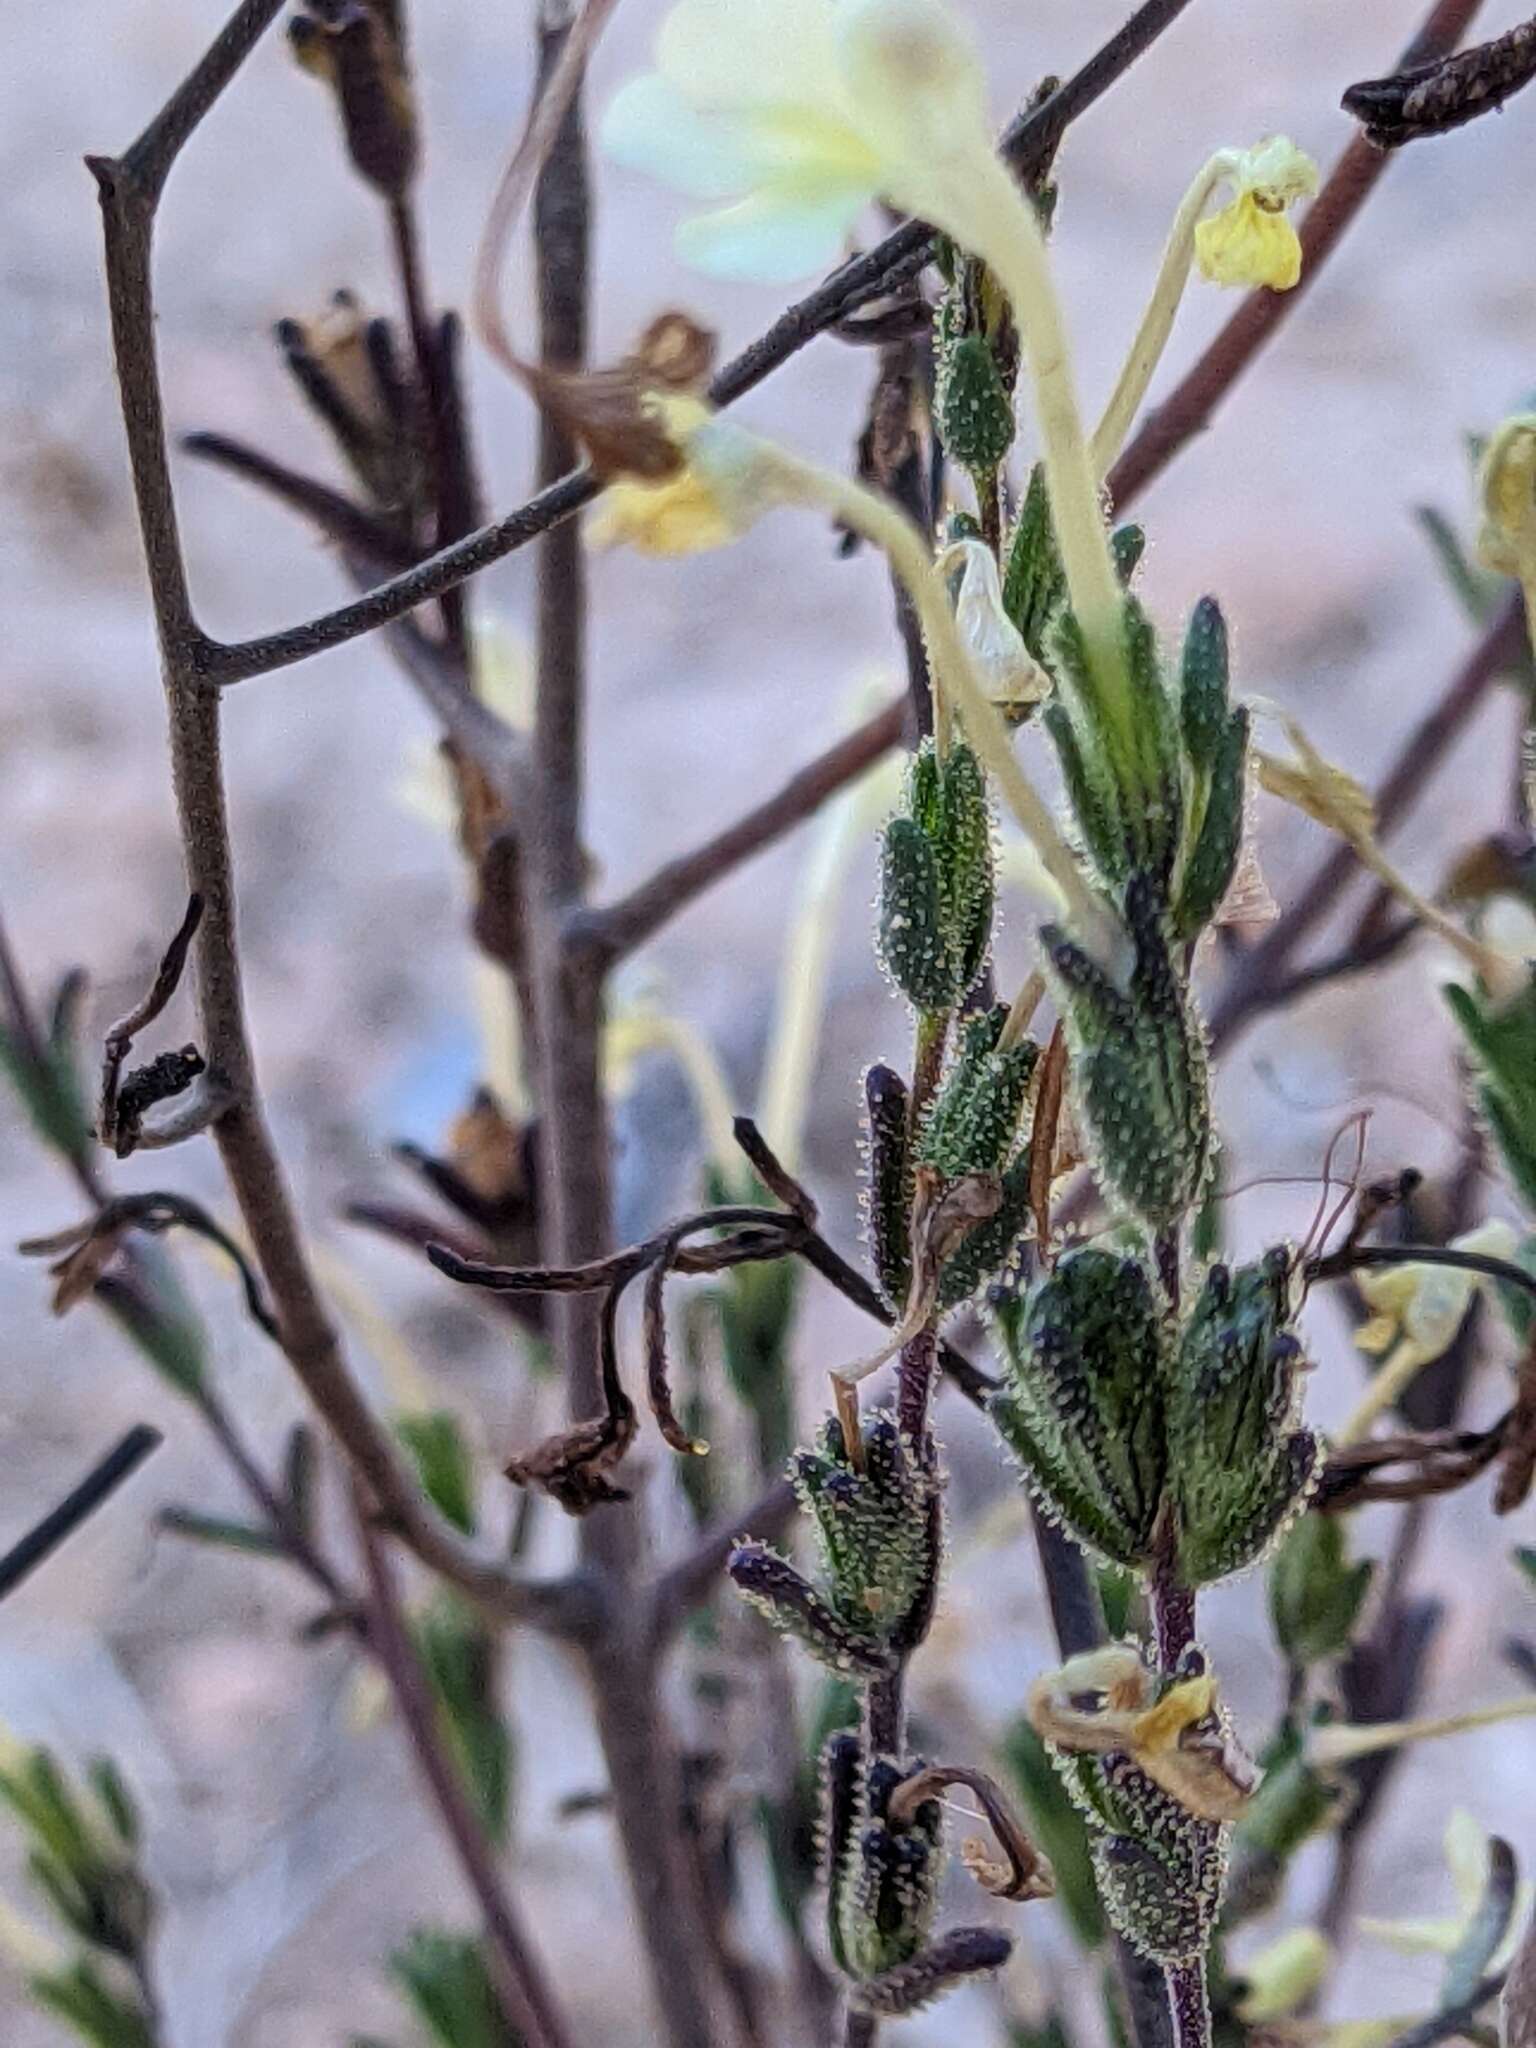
[
  {"x1": 0, "y1": 1426, "x2": 162, "y2": 1602},
  {"x1": 87, "y1": 18, "x2": 585, "y2": 1635},
  {"x1": 1385, "y1": 1975, "x2": 1507, "y2": 2048},
  {"x1": 352, "y1": 1489, "x2": 577, "y2": 2048}
]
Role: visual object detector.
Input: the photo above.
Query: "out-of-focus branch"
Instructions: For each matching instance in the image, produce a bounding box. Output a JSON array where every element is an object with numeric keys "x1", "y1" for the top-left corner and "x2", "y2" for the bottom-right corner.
[
  {"x1": 0, "y1": 1427, "x2": 162, "y2": 1602},
  {"x1": 188, "y1": 0, "x2": 1205, "y2": 685}
]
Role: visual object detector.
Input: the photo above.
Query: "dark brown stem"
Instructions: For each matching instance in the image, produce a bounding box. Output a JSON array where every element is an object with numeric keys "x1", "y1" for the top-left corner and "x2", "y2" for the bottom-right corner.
[
  {"x1": 1107, "y1": 0, "x2": 1488, "y2": 511},
  {"x1": 353, "y1": 1491, "x2": 577, "y2": 2048},
  {"x1": 524, "y1": 16, "x2": 734, "y2": 2043},
  {"x1": 0, "y1": 1426, "x2": 162, "y2": 1603},
  {"x1": 88, "y1": 0, "x2": 578, "y2": 1634}
]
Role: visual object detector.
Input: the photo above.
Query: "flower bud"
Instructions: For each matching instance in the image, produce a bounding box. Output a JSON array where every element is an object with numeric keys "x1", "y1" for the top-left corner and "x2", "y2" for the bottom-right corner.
[
  {"x1": 831, "y1": 1747, "x2": 945, "y2": 1981},
  {"x1": 876, "y1": 739, "x2": 994, "y2": 1013},
  {"x1": 862, "y1": 1062, "x2": 912, "y2": 1310}
]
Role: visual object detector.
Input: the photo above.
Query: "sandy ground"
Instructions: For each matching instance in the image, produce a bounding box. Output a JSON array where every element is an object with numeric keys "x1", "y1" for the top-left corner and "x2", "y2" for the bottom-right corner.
[{"x1": 3, "y1": 1, "x2": 1536, "y2": 2043}]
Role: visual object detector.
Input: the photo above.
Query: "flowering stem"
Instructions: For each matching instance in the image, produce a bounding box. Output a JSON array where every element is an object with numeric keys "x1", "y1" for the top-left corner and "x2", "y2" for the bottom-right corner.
[
  {"x1": 944, "y1": 155, "x2": 1129, "y2": 727},
  {"x1": 757, "y1": 449, "x2": 1120, "y2": 965},
  {"x1": 1334, "y1": 1335, "x2": 1435, "y2": 1450},
  {"x1": 1091, "y1": 155, "x2": 1236, "y2": 476}
]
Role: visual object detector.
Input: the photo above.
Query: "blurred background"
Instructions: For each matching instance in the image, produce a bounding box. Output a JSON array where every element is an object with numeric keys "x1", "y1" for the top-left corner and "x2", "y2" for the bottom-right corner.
[{"x1": 3, "y1": 0, "x2": 1535, "y2": 2041}]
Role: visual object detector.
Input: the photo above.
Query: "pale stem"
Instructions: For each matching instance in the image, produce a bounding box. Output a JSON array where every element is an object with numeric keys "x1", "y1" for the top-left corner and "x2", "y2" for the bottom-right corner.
[
  {"x1": 1311, "y1": 1694, "x2": 1536, "y2": 1767},
  {"x1": 1090, "y1": 153, "x2": 1238, "y2": 476},
  {"x1": 996, "y1": 968, "x2": 1047, "y2": 1052},
  {"x1": 937, "y1": 153, "x2": 1128, "y2": 723},
  {"x1": 1333, "y1": 1334, "x2": 1435, "y2": 1450},
  {"x1": 758, "y1": 749, "x2": 898, "y2": 1175},
  {"x1": 762, "y1": 448, "x2": 1122, "y2": 969}
]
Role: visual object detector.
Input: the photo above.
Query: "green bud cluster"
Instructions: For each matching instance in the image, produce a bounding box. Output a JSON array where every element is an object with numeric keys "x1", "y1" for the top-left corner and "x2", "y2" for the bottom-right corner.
[
  {"x1": 728, "y1": 1412, "x2": 940, "y2": 1675},
  {"x1": 877, "y1": 740, "x2": 994, "y2": 1015},
  {"x1": 823, "y1": 1737, "x2": 944, "y2": 1980},
  {"x1": 1002, "y1": 464, "x2": 1146, "y2": 666},
  {"x1": 990, "y1": 1247, "x2": 1317, "y2": 1584},
  {"x1": 919, "y1": 1004, "x2": 1039, "y2": 1179},
  {"x1": 1044, "y1": 877, "x2": 1210, "y2": 1228}
]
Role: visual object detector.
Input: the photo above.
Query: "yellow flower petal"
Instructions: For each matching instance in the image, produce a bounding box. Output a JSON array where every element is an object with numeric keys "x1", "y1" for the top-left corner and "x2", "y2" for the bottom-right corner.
[{"x1": 1196, "y1": 192, "x2": 1304, "y2": 291}]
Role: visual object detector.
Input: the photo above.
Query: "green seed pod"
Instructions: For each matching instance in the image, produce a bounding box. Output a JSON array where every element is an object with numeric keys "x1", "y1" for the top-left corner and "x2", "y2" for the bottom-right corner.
[
  {"x1": 1172, "y1": 705, "x2": 1249, "y2": 940},
  {"x1": 1093, "y1": 1816, "x2": 1224, "y2": 1965},
  {"x1": 1045, "y1": 700, "x2": 1130, "y2": 890},
  {"x1": 934, "y1": 740, "x2": 995, "y2": 991},
  {"x1": 990, "y1": 1249, "x2": 1166, "y2": 1568},
  {"x1": 792, "y1": 1413, "x2": 939, "y2": 1640},
  {"x1": 1167, "y1": 1251, "x2": 1320, "y2": 1586},
  {"x1": 877, "y1": 816, "x2": 954, "y2": 1012},
  {"x1": 935, "y1": 331, "x2": 1016, "y2": 475},
  {"x1": 1044, "y1": 879, "x2": 1211, "y2": 1230},
  {"x1": 863, "y1": 1063, "x2": 913, "y2": 1310},
  {"x1": 1179, "y1": 596, "x2": 1231, "y2": 771},
  {"x1": 836, "y1": 1757, "x2": 945, "y2": 1979},
  {"x1": 727, "y1": 1541, "x2": 896, "y2": 1678},
  {"x1": 876, "y1": 742, "x2": 995, "y2": 1013},
  {"x1": 936, "y1": 1151, "x2": 1034, "y2": 1307},
  {"x1": 1001, "y1": 466, "x2": 1059, "y2": 659},
  {"x1": 1049, "y1": 603, "x2": 1183, "y2": 892},
  {"x1": 920, "y1": 1005, "x2": 1038, "y2": 1178}
]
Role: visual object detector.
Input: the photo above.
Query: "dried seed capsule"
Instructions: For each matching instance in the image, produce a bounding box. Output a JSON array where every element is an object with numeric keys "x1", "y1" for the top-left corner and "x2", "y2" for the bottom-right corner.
[{"x1": 863, "y1": 1063, "x2": 913, "y2": 1310}]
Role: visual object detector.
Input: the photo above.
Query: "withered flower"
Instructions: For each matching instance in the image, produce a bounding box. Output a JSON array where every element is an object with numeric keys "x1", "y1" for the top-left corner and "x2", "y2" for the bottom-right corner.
[{"x1": 290, "y1": 0, "x2": 418, "y2": 200}]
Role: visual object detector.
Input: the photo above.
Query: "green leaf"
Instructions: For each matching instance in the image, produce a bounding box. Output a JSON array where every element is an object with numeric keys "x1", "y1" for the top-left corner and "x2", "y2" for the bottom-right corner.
[
  {"x1": 29, "y1": 1959, "x2": 156, "y2": 2048},
  {"x1": 1414, "y1": 505, "x2": 1501, "y2": 627},
  {"x1": 390, "y1": 1929, "x2": 514, "y2": 2048},
  {"x1": 413, "y1": 1595, "x2": 512, "y2": 1843},
  {"x1": 396, "y1": 1412, "x2": 477, "y2": 1537},
  {"x1": 1445, "y1": 976, "x2": 1536, "y2": 1211},
  {"x1": 1000, "y1": 1722, "x2": 1107, "y2": 1949},
  {"x1": 1269, "y1": 1512, "x2": 1374, "y2": 1666}
]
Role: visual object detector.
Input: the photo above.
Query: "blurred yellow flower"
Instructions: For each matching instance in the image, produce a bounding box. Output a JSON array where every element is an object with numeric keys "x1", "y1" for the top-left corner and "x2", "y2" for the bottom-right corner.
[
  {"x1": 586, "y1": 396, "x2": 741, "y2": 556},
  {"x1": 1194, "y1": 136, "x2": 1318, "y2": 291},
  {"x1": 1236, "y1": 1927, "x2": 1333, "y2": 2023},
  {"x1": 1354, "y1": 1219, "x2": 1520, "y2": 1362}
]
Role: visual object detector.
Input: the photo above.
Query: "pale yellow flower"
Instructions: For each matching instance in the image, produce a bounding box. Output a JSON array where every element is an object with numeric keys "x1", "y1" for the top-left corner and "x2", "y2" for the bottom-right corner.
[
  {"x1": 1478, "y1": 416, "x2": 1536, "y2": 580},
  {"x1": 1194, "y1": 136, "x2": 1319, "y2": 291},
  {"x1": 602, "y1": 0, "x2": 985, "y2": 283},
  {"x1": 585, "y1": 395, "x2": 740, "y2": 556},
  {"x1": 1354, "y1": 1219, "x2": 1520, "y2": 1362},
  {"x1": 938, "y1": 537, "x2": 1051, "y2": 714},
  {"x1": 1357, "y1": 1810, "x2": 1534, "y2": 1974}
]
